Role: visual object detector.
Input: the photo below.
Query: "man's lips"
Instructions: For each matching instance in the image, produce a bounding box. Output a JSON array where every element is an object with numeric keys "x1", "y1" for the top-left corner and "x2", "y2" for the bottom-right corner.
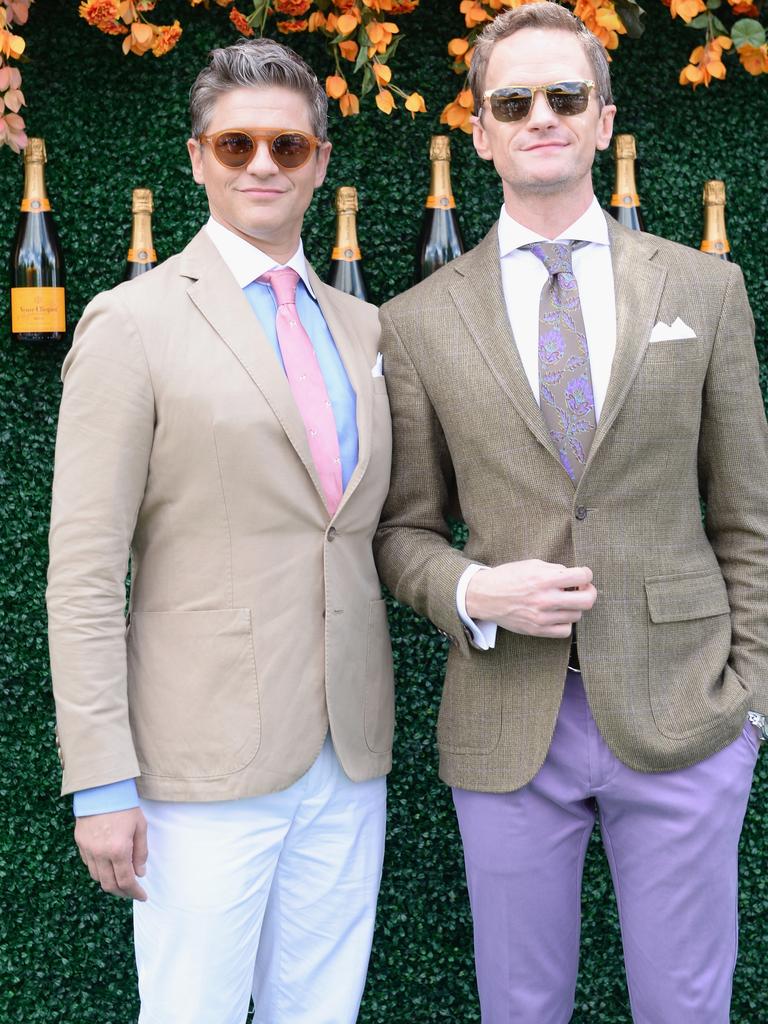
[
  {"x1": 238, "y1": 187, "x2": 287, "y2": 196},
  {"x1": 521, "y1": 140, "x2": 568, "y2": 152}
]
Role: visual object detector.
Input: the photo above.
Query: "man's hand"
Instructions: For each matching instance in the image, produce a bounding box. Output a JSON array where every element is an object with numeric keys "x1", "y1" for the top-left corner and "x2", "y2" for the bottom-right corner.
[
  {"x1": 466, "y1": 559, "x2": 597, "y2": 637},
  {"x1": 74, "y1": 807, "x2": 148, "y2": 901}
]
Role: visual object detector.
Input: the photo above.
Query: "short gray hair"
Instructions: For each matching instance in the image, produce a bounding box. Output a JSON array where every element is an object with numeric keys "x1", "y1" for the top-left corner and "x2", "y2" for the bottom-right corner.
[
  {"x1": 189, "y1": 37, "x2": 329, "y2": 141},
  {"x1": 468, "y1": 2, "x2": 613, "y2": 115}
]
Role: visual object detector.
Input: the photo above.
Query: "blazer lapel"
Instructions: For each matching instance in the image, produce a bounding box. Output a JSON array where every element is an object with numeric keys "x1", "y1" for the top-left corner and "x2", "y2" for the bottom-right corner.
[
  {"x1": 309, "y1": 266, "x2": 373, "y2": 516},
  {"x1": 585, "y1": 216, "x2": 667, "y2": 471},
  {"x1": 448, "y1": 224, "x2": 561, "y2": 463},
  {"x1": 179, "y1": 229, "x2": 328, "y2": 508}
]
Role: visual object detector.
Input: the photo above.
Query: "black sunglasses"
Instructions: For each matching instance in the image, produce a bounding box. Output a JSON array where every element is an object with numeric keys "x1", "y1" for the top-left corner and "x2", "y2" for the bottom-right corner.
[{"x1": 483, "y1": 80, "x2": 595, "y2": 123}]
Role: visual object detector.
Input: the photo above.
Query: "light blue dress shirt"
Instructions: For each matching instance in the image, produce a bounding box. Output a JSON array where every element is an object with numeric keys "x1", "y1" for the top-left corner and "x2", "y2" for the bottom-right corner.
[{"x1": 72, "y1": 233, "x2": 358, "y2": 818}]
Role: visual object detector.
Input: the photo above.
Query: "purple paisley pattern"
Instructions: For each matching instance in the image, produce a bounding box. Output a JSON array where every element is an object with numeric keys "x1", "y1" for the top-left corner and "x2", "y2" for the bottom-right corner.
[{"x1": 525, "y1": 241, "x2": 596, "y2": 483}]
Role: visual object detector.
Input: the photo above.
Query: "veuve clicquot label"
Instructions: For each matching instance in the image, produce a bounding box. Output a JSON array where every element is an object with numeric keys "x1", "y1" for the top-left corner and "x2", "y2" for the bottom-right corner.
[{"x1": 11, "y1": 287, "x2": 66, "y2": 333}]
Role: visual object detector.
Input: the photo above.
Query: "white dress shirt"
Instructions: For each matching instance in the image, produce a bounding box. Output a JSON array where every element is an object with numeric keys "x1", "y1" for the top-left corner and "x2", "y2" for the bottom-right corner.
[
  {"x1": 205, "y1": 216, "x2": 317, "y2": 296},
  {"x1": 457, "y1": 197, "x2": 617, "y2": 650}
]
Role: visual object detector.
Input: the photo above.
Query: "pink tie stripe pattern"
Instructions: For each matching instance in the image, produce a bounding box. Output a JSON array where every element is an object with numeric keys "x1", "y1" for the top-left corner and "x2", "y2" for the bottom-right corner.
[{"x1": 260, "y1": 267, "x2": 343, "y2": 515}]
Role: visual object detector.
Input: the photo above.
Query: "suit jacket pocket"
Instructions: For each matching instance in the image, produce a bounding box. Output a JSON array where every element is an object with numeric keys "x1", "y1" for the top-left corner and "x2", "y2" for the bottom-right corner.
[
  {"x1": 364, "y1": 598, "x2": 395, "y2": 754},
  {"x1": 127, "y1": 608, "x2": 261, "y2": 779},
  {"x1": 645, "y1": 571, "x2": 743, "y2": 739}
]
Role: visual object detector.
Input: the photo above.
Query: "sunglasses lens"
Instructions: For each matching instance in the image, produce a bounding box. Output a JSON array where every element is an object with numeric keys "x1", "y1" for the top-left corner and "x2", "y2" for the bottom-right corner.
[
  {"x1": 489, "y1": 88, "x2": 532, "y2": 123},
  {"x1": 213, "y1": 131, "x2": 254, "y2": 167},
  {"x1": 545, "y1": 82, "x2": 590, "y2": 116},
  {"x1": 272, "y1": 132, "x2": 312, "y2": 168}
]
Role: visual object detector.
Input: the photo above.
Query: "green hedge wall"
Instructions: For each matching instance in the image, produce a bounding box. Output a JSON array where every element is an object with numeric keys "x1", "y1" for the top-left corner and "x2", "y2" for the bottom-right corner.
[{"x1": 1, "y1": 1, "x2": 766, "y2": 1021}]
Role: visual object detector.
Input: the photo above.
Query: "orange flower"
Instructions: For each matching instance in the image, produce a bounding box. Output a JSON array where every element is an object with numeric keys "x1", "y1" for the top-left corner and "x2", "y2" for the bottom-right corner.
[
  {"x1": 277, "y1": 18, "x2": 309, "y2": 31},
  {"x1": 669, "y1": 0, "x2": 706, "y2": 20},
  {"x1": 372, "y1": 61, "x2": 392, "y2": 85},
  {"x1": 366, "y1": 20, "x2": 398, "y2": 55},
  {"x1": 440, "y1": 87, "x2": 474, "y2": 132},
  {"x1": 325, "y1": 74, "x2": 348, "y2": 99},
  {"x1": 0, "y1": 111, "x2": 27, "y2": 153},
  {"x1": 447, "y1": 37, "x2": 469, "y2": 56},
  {"x1": 738, "y1": 42, "x2": 768, "y2": 74},
  {"x1": 338, "y1": 39, "x2": 359, "y2": 60},
  {"x1": 573, "y1": 0, "x2": 625, "y2": 49},
  {"x1": 375, "y1": 88, "x2": 395, "y2": 113},
  {"x1": 339, "y1": 91, "x2": 360, "y2": 116},
  {"x1": 151, "y1": 19, "x2": 181, "y2": 55},
  {"x1": 679, "y1": 36, "x2": 731, "y2": 87},
  {"x1": 337, "y1": 11, "x2": 360, "y2": 34},
  {"x1": 389, "y1": 0, "x2": 418, "y2": 10},
  {"x1": 460, "y1": 0, "x2": 491, "y2": 27},
  {"x1": 728, "y1": 0, "x2": 758, "y2": 11},
  {"x1": 308, "y1": 11, "x2": 326, "y2": 29},
  {"x1": 274, "y1": 0, "x2": 310, "y2": 13},
  {"x1": 228, "y1": 6, "x2": 254, "y2": 35},
  {"x1": 78, "y1": 0, "x2": 126, "y2": 34},
  {"x1": 404, "y1": 91, "x2": 426, "y2": 118}
]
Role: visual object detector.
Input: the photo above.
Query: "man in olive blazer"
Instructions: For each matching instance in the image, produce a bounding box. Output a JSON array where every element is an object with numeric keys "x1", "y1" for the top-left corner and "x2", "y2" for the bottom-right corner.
[
  {"x1": 374, "y1": 5, "x2": 766, "y2": 1022},
  {"x1": 47, "y1": 38, "x2": 394, "y2": 1024}
]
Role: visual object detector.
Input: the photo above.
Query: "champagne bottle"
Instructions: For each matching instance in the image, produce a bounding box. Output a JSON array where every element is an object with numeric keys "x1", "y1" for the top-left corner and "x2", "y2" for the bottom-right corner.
[
  {"x1": 10, "y1": 138, "x2": 66, "y2": 343},
  {"x1": 609, "y1": 134, "x2": 645, "y2": 232},
  {"x1": 699, "y1": 180, "x2": 731, "y2": 262},
  {"x1": 416, "y1": 135, "x2": 465, "y2": 282},
  {"x1": 124, "y1": 188, "x2": 157, "y2": 280},
  {"x1": 327, "y1": 186, "x2": 368, "y2": 301}
]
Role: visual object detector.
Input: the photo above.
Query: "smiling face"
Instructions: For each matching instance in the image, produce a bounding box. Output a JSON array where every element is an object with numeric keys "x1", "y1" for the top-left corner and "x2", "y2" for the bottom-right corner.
[
  {"x1": 473, "y1": 29, "x2": 615, "y2": 215},
  {"x1": 187, "y1": 85, "x2": 331, "y2": 261}
]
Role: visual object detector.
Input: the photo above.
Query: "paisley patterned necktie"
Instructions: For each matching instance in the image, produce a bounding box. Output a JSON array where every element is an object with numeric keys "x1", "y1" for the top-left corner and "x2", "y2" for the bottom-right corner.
[{"x1": 524, "y1": 241, "x2": 596, "y2": 484}]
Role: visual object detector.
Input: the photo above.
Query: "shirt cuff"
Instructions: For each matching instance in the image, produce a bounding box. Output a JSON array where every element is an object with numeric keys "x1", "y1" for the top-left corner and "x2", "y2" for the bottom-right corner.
[
  {"x1": 456, "y1": 564, "x2": 498, "y2": 651},
  {"x1": 72, "y1": 778, "x2": 140, "y2": 817}
]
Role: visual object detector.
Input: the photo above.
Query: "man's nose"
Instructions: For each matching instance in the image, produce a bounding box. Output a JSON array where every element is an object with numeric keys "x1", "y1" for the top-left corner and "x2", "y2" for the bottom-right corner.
[
  {"x1": 527, "y1": 90, "x2": 558, "y2": 129},
  {"x1": 245, "y1": 140, "x2": 279, "y2": 175}
]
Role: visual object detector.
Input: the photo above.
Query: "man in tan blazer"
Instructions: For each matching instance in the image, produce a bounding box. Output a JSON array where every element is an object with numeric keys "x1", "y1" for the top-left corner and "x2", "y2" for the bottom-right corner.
[
  {"x1": 374, "y1": 4, "x2": 767, "y2": 1021},
  {"x1": 46, "y1": 37, "x2": 394, "y2": 1024}
]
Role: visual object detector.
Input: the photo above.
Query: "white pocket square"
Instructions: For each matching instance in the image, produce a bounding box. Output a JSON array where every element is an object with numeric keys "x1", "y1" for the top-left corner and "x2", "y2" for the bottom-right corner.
[
  {"x1": 371, "y1": 353, "x2": 384, "y2": 377},
  {"x1": 649, "y1": 317, "x2": 697, "y2": 343}
]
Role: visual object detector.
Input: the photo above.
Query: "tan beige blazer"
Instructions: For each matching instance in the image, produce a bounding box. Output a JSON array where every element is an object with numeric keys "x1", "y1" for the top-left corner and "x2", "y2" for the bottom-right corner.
[
  {"x1": 47, "y1": 228, "x2": 394, "y2": 801},
  {"x1": 374, "y1": 215, "x2": 768, "y2": 793}
]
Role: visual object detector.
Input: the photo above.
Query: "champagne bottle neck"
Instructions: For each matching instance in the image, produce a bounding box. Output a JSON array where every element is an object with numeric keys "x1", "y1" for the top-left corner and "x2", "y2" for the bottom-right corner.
[
  {"x1": 426, "y1": 159, "x2": 456, "y2": 210},
  {"x1": 611, "y1": 157, "x2": 640, "y2": 209},
  {"x1": 331, "y1": 211, "x2": 361, "y2": 262},
  {"x1": 20, "y1": 161, "x2": 51, "y2": 213},
  {"x1": 700, "y1": 205, "x2": 730, "y2": 255},
  {"x1": 128, "y1": 211, "x2": 157, "y2": 264}
]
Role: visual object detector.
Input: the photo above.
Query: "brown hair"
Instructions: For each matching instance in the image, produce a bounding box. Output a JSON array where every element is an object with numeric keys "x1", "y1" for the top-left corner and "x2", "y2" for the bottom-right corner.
[
  {"x1": 189, "y1": 37, "x2": 328, "y2": 141},
  {"x1": 467, "y1": 2, "x2": 613, "y2": 115}
]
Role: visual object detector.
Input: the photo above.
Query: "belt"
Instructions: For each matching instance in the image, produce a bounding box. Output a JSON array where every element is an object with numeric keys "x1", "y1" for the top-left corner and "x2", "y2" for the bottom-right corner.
[{"x1": 568, "y1": 636, "x2": 580, "y2": 673}]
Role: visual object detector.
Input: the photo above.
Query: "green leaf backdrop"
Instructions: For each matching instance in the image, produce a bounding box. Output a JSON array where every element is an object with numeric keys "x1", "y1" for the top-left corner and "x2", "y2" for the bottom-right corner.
[{"x1": 1, "y1": 1, "x2": 766, "y2": 1020}]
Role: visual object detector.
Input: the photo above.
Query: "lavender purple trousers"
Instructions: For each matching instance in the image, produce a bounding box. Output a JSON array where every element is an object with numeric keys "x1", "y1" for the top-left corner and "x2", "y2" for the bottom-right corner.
[{"x1": 452, "y1": 670, "x2": 761, "y2": 1024}]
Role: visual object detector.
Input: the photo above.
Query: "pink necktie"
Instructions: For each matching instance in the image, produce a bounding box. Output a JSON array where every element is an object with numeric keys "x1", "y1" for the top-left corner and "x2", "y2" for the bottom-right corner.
[{"x1": 260, "y1": 267, "x2": 343, "y2": 515}]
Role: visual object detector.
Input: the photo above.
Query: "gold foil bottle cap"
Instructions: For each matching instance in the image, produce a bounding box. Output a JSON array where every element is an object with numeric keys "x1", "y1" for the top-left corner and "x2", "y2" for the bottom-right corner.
[
  {"x1": 430, "y1": 135, "x2": 451, "y2": 162},
  {"x1": 335, "y1": 186, "x2": 358, "y2": 214},
  {"x1": 615, "y1": 134, "x2": 637, "y2": 160},
  {"x1": 132, "y1": 188, "x2": 154, "y2": 213},
  {"x1": 703, "y1": 180, "x2": 726, "y2": 206},
  {"x1": 24, "y1": 138, "x2": 47, "y2": 164}
]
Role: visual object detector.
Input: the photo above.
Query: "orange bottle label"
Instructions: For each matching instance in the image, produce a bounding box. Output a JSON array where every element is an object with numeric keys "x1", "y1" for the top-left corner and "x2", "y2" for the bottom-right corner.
[
  {"x1": 700, "y1": 239, "x2": 730, "y2": 254},
  {"x1": 426, "y1": 194, "x2": 456, "y2": 210},
  {"x1": 11, "y1": 287, "x2": 66, "y2": 333},
  {"x1": 611, "y1": 192, "x2": 640, "y2": 208},
  {"x1": 127, "y1": 248, "x2": 157, "y2": 264},
  {"x1": 20, "y1": 198, "x2": 52, "y2": 212},
  {"x1": 331, "y1": 246, "x2": 362, "y2": 262}
]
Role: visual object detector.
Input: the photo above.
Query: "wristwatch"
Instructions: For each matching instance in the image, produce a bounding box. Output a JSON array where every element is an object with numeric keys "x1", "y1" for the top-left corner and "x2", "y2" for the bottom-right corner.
[{"x1": 747, "y1": 711, "x2": 768, "y2": 742}]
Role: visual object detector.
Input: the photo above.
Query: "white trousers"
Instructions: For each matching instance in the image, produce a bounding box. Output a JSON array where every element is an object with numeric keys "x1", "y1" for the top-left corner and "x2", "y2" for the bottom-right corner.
[{"x1": 133, "y1": 735, "x2": 386, "y2": 1024}]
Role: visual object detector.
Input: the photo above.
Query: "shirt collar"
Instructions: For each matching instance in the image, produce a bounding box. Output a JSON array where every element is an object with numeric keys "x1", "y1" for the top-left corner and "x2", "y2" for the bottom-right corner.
[
  {"x1": 204, "y1": 216, "x2": 317, "y2": 299},
  {"x1": 497, "y1": 196, "x2": 608, "y2": 256}
]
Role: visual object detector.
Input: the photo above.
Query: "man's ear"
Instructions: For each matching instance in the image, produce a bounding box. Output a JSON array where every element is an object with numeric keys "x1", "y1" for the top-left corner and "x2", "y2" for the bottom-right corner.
[
  {"x1": 187, "y1": 137, "x2": 205, "y2": 185},
  {"x1": 595, "y1": 103, "x2": 617, "y2": 153},
  {"x1": 472, "y1": 115, "x2": 493, "y2": 163},
  {"x1": 314, "y1": 140, "x2": 333, "y2": 189}
]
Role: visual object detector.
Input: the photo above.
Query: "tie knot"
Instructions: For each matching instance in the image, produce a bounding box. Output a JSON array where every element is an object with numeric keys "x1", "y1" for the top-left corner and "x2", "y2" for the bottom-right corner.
[
  {"x1": 260, "y1": 266, "x2": 300, "y2": 307},
  {"x1": 524, "y1": 241, "x2": 574, "y2": 278}
]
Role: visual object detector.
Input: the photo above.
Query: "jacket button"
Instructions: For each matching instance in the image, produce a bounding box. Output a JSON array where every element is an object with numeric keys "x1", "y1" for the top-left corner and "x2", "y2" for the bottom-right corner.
[
  {"x1": 327, "y1": 526, "x2": 337, "y2": 541},
  {"x1": 575, "y1": 505, "x2": 588, "y2": 521}
]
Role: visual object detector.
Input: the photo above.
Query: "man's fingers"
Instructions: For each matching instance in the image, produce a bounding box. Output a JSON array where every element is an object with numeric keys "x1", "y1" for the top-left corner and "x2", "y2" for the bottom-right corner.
[{"x1": 133, "y1": 815, "x2": 148, "y2": 878}]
